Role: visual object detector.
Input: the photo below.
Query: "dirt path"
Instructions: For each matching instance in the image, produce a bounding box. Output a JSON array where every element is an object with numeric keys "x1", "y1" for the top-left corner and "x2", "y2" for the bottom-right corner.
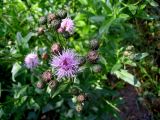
[{"x1": 118, "y1": 84, "x2": 152, "y2": 120}]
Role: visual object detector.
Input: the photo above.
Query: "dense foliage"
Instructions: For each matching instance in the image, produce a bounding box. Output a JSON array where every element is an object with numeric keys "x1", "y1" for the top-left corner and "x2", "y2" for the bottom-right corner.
[{"x1": 0, "y1": 0, "x2": 160, "y2": 120}]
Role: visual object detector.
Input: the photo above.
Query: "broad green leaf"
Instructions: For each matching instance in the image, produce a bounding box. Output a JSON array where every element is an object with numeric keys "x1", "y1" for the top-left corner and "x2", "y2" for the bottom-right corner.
[
  {"x1": 106, "y1": 0, "x2": 113, "y2": 10},
  {"x1": 11, "y1": 62, "x2": 21, "y2": 82},
  {"x1": 114, "y1": 69, "x2": 141, "y2": 87},
  {"x1": 133, "y1": 53, "x2": 149, "y2": 60},
  {"x1": 146, "y1": 0, "x2": 159, "y2": 7},
  {"x1": 99, "y1": 17, "x2": 115, "y2": 35},
  {"x1": 150, "y1": 1, "x2": 158, "y2": 7},
  {"x1": 111, "y1": 63, "x2": 122, "y2": 73}
]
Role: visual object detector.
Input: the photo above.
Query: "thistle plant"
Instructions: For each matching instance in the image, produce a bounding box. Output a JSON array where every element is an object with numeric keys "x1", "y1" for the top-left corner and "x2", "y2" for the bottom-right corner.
[{"x1": 2, "y1": 1, "x2": 156, "y2": 119}]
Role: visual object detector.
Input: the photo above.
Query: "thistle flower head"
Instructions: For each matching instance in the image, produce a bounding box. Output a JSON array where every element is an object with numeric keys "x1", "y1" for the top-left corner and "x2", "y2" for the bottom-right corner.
[
  {"x1": 25, "y1": 53, "x2": 39, "y2": 69},
  {"x1": 60, "y1": 18, "x2": 74, "y2": 34},
  {"x1": 51, "y1": 49, "x2": 79, "y2": 79},
  {"x1": 42, "y1": 70, "x2": 52, "y2": 82}
]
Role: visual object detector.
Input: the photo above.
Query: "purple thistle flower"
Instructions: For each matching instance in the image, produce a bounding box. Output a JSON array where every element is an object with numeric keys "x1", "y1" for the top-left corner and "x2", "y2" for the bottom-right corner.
[
  {"x1": 60, "y1": 18, "x2": 74, "y2": 34},
  {"x1": 25, "y1": 53, "x2": 39, "y2": 69},
  {"x1": 51, "y1": 49, "x2": 79, "y2": 79}
]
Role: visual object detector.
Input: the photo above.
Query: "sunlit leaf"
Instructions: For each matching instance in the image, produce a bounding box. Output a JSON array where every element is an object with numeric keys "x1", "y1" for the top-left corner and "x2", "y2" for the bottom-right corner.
[
  {"x1": 114, "y1": 69, "x2": 141, "y2": 87},
  {"x1": 11, "y1": 62, "x2": 21, "y2": 82}
]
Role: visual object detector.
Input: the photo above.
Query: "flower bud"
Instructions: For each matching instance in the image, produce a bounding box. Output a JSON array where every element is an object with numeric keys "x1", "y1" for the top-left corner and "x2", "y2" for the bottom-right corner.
[
  {"x1": 56, "y1": 9, "x2": 67, "y2": 19},
  {"x1": 51, "y1": 43, "x2": 62, "y2": 54},
  {"x1": 47, "y1": 13, "x2": 56, "y2": 23},
  {"x1": 87, "y1": 51, "x2": 99, "y2": 63},
  {"x1": 126, "y1": 45, "x2": 134, "y2": 51},
  {"x1": 92, "y1": 64, "x2": 102, "y2": 73},
  {"x1": 51, "y1": 19, "x2": 61, "y2": 30},
  {"x1": 39, "y1": 16, "x2": 47, "y2": 25},
  {"x1": 76, "y1": 104, "x2": 83, "y2": 112},
  {"x1": 123, "y1": 51, "x2": 131, "y2": 56},
  {"x1": 77, "y1": 94, "x2": 85, "y2": 102},
  {"x1": 36, "y1": 81, "x2": 44, "y2": 89},
  {"x1": 90, "y1": 39, "x2": 99, "y2": 50},
  {"x1": 48, "y1": 80, "x2": 58, "y2": 89},
  {"x1": 42, "y1": 71, "x2": 52, "y2": 82}
]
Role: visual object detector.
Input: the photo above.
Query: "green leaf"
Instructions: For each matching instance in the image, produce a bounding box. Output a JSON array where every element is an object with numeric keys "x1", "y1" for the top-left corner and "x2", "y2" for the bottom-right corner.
[
  {"x1": 106, "y1": 0, "x2": 113, "y2": 10},
  {"x1": 89, "y1": 16, "x2": 105, "y2": 23},
  {"x1": 51, "y1": 83, "x2": 68, "y2": 98},
  {"x1": 24, "y1": 32, "x2": 33, "y2": 42},
  {"x1": 114, "y1": 69, "x2": 141, "y2": 87},
  {"x1": 14, "y1": 85, "x2": 28, "y2": 98},
  {"x1": 0, "y1": 108, "x2": 4, "y2": 118},
  {"x1": 150, "y1": 1, "x2": 158, "y2": 7},
  {"x1": 99, "y1": 56, "x2": 107, "y2": 66},
  {"x1": 111, "y1": 63, "x2": 122, "y2": 73},
  {"x1": 133, "y1": 53, "x2": 149, "y2": 60},
  {"x1": 11, "y1": 62, "x2": 21, "y2": 82},
  {"x1": 78, "y1": 0, "x2": 88, "y2": 5},
  {"x1": 16, "y1": 32, "x2": 30, "y2": 51},
  {"x1": 99, "y1": 17, "x2": 115, "y2": 35},
  {"x1": 146, "y1": 0, "x2": 159, "y2": 7},
  {"x1": 42, "y1": 103, "x2": 54, "y2": 113},
  {"x1": 76, "y1": 21, "x2": 86, "y2": 27},
  {"x1": 118, "y1": 14, "x2": 130, "y2": 20},
  {"x1": 16, "y1": 32, "x2": 23, "y2": 45},
  {"x1": 128, "y1": 5, "x2": 137, "y2": 15}
]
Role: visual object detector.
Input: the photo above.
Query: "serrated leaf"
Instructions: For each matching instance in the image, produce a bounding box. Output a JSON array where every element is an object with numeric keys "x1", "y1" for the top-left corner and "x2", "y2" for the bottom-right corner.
[
  {"x1": 11, "y1": 62, "x2": 21, "y2": 82},
  {"x1": 114, "y1": 69, "x2": 141, "y2": 87}
]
